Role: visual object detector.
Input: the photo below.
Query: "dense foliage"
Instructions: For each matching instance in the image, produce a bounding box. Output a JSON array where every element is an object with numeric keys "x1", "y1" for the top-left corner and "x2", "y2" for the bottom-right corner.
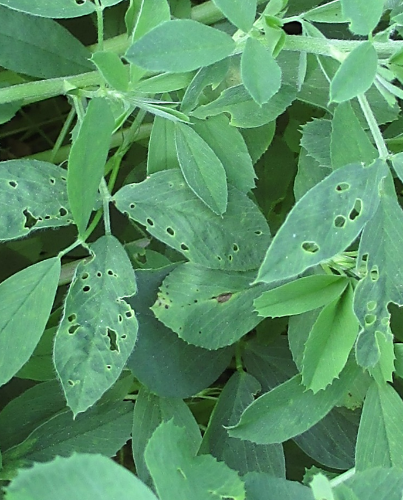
[{"x1": 1, "y1": 0, "x2": 403, "y2": 498}]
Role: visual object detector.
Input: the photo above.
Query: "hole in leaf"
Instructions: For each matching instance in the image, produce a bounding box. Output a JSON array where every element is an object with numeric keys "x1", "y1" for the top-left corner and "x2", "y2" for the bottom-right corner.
[
  {"x1": 365, "y1": 314, "x2": 376, "y2": 326},
  {"x1": 107, "y1": 269, "x2": 116, "y2": 277},
  {"x1": 44, "y1": 215, "x2": 51, "y2": 220},
  {"x1": 334, "y1": 215, "x2": 346, "y2": 228},
  {"x1": 335, "y1": 182, "x2": 350, "y2": 192},
  {"x1": 125, "y1": 310, "x2": 134, "y2": 318},
  {"x1": 217, "y1": 256, "x2": 222, "y2": 261},
  {"x1": 68, "y1": 314, "x2": 77, "y2": 322},
  {"x1": 164, "y1": 304, "x2": 169, "y2": 309},
  {"x1": 106, "y1": 365, "x2": 111, "y2": 370},
  {"x1": 348, "y1": 199, "x2": 362, "y2": 221},
  {"x1": 68, "y1": 380, "x2": 75, "y2": 386},
  {"x1": 254, "y1": 230, "x2": 263, "y2": 236},
  {"x1": 75, "y1": 0, "x2": 86, "y2": 4},
  {"x1": 83, "y1": 285, "x2": 91, "y2": 292},
  {"x1": 194, "y1": 299, "x2": 198, "y2": 303},
  {"x1": 59, "y1": 207, "x2": 68, "y2": 217},
  {"x1": 49, "y1": 177, "x2": 55, "y2": 185},
  {"x1": 166, "y1": 227, "x2": 175, "y2": 236},
  {"x1": 81, "y1": 272, "x2": 89, "y2": 280},
  {"x1": 121, "y1": 334, "x2": 127, "y2": 339},
  {"x1": 198, "y1": 330, "x2": 202, "y2": 335},
  {"x1": 8, "y1": 180, "x2": 17, "y2": 188},
  {"x1": 302, "y1": 241, "x2": 320, "y2": 254},
  {"x1": 146, "y1": 218, "x2": 154, "y2": 226},
  {"x1": 168, "y1": 182, "x2": 174, "y2": 188},
  {"x1": 130, "y1": 203, "x2": 136, "y2": 209},
  {"x1": 367, "y1": 301, "x2": 377, "y2": 311},
  {"x1": 233, "y1": 243, "x2": 239, "y2": 252},
  {"x1": 180, "y1": 243, "x2": 189, "y2": 251},
  {"x1": 23, "y1": 209, "x2": 37, "y2": 229},
  {"x1": 118, "y1": 314, "x2": 123, "y2": 323},
  {"x1": 107, "y1": 328, "x2": 119, "y2": 352},
  {"x1": 228, "y1": 254, "x2": 233, "y2": 261},
  {"x1": 96, "y1": 271, "x2": 102, "y2": 278},
  {"x1": 68, "y1": 324, "x2": 79, "y2": 335},
  {"x1": 370, "y1": 266, "x2": 379, "y2": 282},
  {"x1": 61, "y1": 175, "x2": 67, "y2": 181}
]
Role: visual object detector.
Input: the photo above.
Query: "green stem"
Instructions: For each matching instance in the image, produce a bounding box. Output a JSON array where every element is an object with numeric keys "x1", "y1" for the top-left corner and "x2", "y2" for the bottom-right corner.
[
  {"x1": 357, "y1": 94, "x2": 389, "y2": 159},
  {"x1": 50, "y1": 107, "x2": 76, "y2": 163},
  {"x1": 94, "y1": 0, "x2": 105, "y2": 52},
  {"x1": 100, "y1": 177, "x2": 112, "y2": 234}
]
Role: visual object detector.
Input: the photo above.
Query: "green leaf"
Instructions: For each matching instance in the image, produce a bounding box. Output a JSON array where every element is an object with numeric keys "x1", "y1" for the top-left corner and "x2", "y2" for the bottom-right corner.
[
  {"x1": 127, "y1": 267, "x2": 234, "y2": 398},
  {"x1": 175, "y1": 122, "x2": 228, "y2": 215},
  {"x1": 192, "y1": 115, "x2": 256, "y2": 193},
  {"x1": 301, "y1": 285, "x2": 359, "y2": 393},
  {"x1": 147, "y1": 117, "x2": 180, "y2": 174},
  {"x1": 0, "y1": 160, "x2": 72, "y2": 241},
  {"x1": 16, "y1": 326, "x2": 55, "y2": 381},
  {"x1": 200, "y1": 372, "x2": 285, "y2": 477},
  {"x1": 330, "y1": 42, "x2": 378, "y2": 103},
  {"x1": 67, "y1": 98, "x2": 115, "y2": 235},
  {"x1": 0, "y1": 0, "x2": 96, "y2": 17},
  {"x1": 391, "y1": 152, "x2": 403, "y2": 185},
  {"x1": 193, "y1": 84, "x2": 297, "y2": 128},
  {"x1": 91, "y1": 52, "x2": 129, "y2": 92},
  {"x1": 341, "y1": 0, "x2": 385, "y2": 35},
  {"x1": 356, "y1": 381, "x2": 403, "y2": 471},
  {"x1": 145, "y1": 420, "x2": 245, "y2": 500},
  {"x1": 125, "y1": 19, "x2": 235, "y2": 73},
  {"x1": 341, "y1": 467, "x2": 403, "y2": 500},
  {"x1": 241, "y1": 121, "x2": 276, "y2": 165},
  {"x1": 241, "y1": 38, "x2": 282, "y2": 105},
  {"x1": 294, "y1": 148, "x2": 330, "y2": 201},
  {"x1": 228, "y1": 360, "x2": 360, "y2": 444},
  {"x1": 254, "y1": 275, "x2": 349, "y2": 318},
  {"x1": 2, "y1": 401, "x2": 132, "y2": 474},
  {"x1": 212, "y1": 0, "x2": 257, "y2": 32},
  {"x1": 255, "y1": 160, "x2": 388, "y2": 284},
  {"x1": 310, "y1": 473, "x2": 334, "y2": 500},
  {"x1": 331, "y1": 102, "x2": 378, "y2": 169},
  {"x1": 0, "y1": 6, "x2": 93, "y2": 78},
  {"x1": 244, "y1": 472, "x2": 314, "y2": 500},
  {"x1": 54, "y1": 235, "x2": 138, "y2": 416},
  {"x1": 151, "y1": 263, "x2": 271, "y2": 350},
  {"x1": 0, "y1": 258, "x2": 60, "y2": 388},
  {"x1": 368, "y1": 332, "x2": 395, "y2": 385},
  {"x1": 130, "y1": 0, "x2": 170, "y2": 41},
  {"x1": 132, "y1": 387, "x2": 201, "y2": 485},
  {"x1": 305, "y1": 2, "x2": 347, "y2": 23},
  {"x1": 300, "y1": 119, "x2": 332, "y2": 169},
  {"x1": 113, "y1": 170, "x2": 271, "y2": 271},
  {"x1": 354, "y1": 172, "x2": 403, "y2": 368},
  {"x1": 4, "y1": 454, "x2": 158, "y2": 500},
  {"x1": 135, "y1": 72, "x2": 194, "y2": 94}
]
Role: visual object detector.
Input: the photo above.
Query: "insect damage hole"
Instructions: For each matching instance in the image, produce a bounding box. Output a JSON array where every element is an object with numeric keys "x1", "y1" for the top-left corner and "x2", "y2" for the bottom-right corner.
[
  {"x1": 59, "y1": 207, "x2": 68, "y2": 217},
  {"x1": 166, "y1": 227, "x2": 175, "y2": 236},
  {"x1": 349, "y1": 199, "x2": 363, "y2": 221},
  {"x1": 334, "y1": 215, "x2": 346, "y2": 228},
  {"x1": 8, "y1": 180, "x2": 17, "y2": 188},
  {"x1": 370, "y1": 266, "x2": 379, "y2": 282},
  {"x1": 180, "y1": 243, "x2": 189, "y2": 251},
  {"x1": 146, "y1": 218, "x2": 154, "y2": 226},
  {"x1": 23, "y1": 209, "x2": 37, "y2": 229},
  {"x1": 107, "y1": 328, "x2": 119, "y2": 352},
  {"x1": 68, "y1": 324, "x2": 79, "y2": 335},
  {"x1": 335, "y1": 182, "x2": 351, "y2": 192},
  {"x1": 302, "y1": 241, "x2": 320, "y2": 254},
  {"x1": 364, "y1": 314, "x2": 376, "y2": 326}
]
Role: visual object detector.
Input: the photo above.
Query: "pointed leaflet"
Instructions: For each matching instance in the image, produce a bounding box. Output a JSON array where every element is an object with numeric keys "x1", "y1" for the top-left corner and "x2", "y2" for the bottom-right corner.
[
  {"x1": 356, "y1": 381, "x2": 403, "y2": 470},
  {"x1": 130, "y1": 0, "x2": 170, "y2": 41},
  {"x1": 113, "y1": 170, "x2": 271, "y2": 271},
  {"x1": 241, "y1": 37, "x2": 282, "y2": 106},
  {"x1": 125, "y1": 19, "x2": 235, "y2": 73},
  {"x1": 0, "y1": 0, "x2": 96, "y2": 18},
  {"x1": 145, "y1": 420, "x2": 245, "y2": 500},
  {"x1": 212, "y1": 0, "x2": 256, "y2": 32},
  {"x1": 255, "y1": 160, "x2": 388, "y2": 284},
  {"x1": 302, "y1": 285, "x2": 359, "y2": 393},
  {"x1": 228, "y1": 360, "x2": 360, "y2": 444},
  {"x1": 132, "y1": 387, "x2": 201, "y2": 485},
  {"x1": 354, "y1": 171, "x2": 403, "y2": 368},
  {"x1": 67, "y1": 98, "x2": 115, "y2": 235},
  {"x1": 147, "y1": 117, "x2": 179, "y2": 174},
  {"x1": 5, "y1": 454, "x2": 158, "y2": 500},
  {"x1": 151, "y1": 263, "x2": 273, "y2": 350},
  {"x1": 330, "y1": 42, "x2": 378, "y2": 103},
  {"x1": 0, "y1": 258, "x2": 60, "y2": 387},
  {"x1": 0, "y1": 6, "x2": 93, "y2": 78},
  {"x1": 331, "y1": 102, "x2": 378, "y2": 170},
  {"x1": 54, "y1": 235, "x2": 138, "y2": 416},
  {"x1": 200, "y1": 372, "x2": 285, "y2": 477},
  {"x1": 175, "y1": 122, "x2": 228, "y2": 215},
  {"x1": 254, "y1": 275, "x2": 348, "y2": 318},
  {"x1": 341, "y1": 0, "x2": 385, "y2": 35},
  {"x1": 0, "y1": 160, "x2": 72, "y2": 241},
  {"x1": 192, "y1": 115, "x2": 256, "y2": 193}
]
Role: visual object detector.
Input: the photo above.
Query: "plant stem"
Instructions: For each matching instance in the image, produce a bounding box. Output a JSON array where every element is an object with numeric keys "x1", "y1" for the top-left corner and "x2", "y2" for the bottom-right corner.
[
  {"x1": 358, "y1": 94, "x2": 389, "y2": 159},
  {"x1": 100, "y1": 177, "x2": 111, "y2": 234},
  {"x1": 50, "y1": 107, "x2": 76, "y2": 163},
  {"x1": 94, "y1": 0, "x2": 105, "y2": 52}
]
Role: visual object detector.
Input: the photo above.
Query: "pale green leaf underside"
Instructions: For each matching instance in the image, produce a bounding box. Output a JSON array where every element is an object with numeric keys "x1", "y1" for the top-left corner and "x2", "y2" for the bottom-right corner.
[
  {"x1": 5, "y1": 454, "x2": 158, "y2": 500},
  {"x1": 91, "y1": 52, "x2": 129, "y2": 92},
  {"x1": 151, "y1": 263, "x2": 273, "y2": 350},
  {"x1": 341, "y1": 0, "x2": 384, "y2": 35},
  {"x1": 54, "y1": 235, "x2": 138, "y2": 416},
  {"x1": 212, "y1": 0, "x2": 257, "y2": 32},
  {"x1": 0, "y1": 159, "x2": 72, "y2": 241},
  {"x1": 0, "y1": 258, "x2": 60, "y2": 387},
  {"x1": 147, "y1": 117, "x2": 179, "y2": 174},
  {"x1": 0, "y1": 6, "x2": 93, "y2": 78},
  {"x1": 130, "y1": 0, "x2": 170, "y2": 42},
  {"x1": 125, "y1": 19, "x2": 235, "y2": 73},
  {"x1": 0, "y1": 0, "x2": 96, "y2": 18},
  {"x1": 341, "y1": 467, "x2": 403, "y2": 500},
  {"x1": 254, "y1": 275, "x2": 349, "y2": 318},
  {"x1": 256, "y1": 160, "x2": 388, "y2": 284},
  {"x1": 113, "y1": 170, "x2": 271, "y2": 271},
  {"x1": 145, "y1": 420, "x2": 245, "y2": 500},
  {"x1": 244, "y1": 473, "x2": 313, "y2": 500},
  {"x1": 175, "y1": 122, "x2": 228, "y2": 215},
  {"x1": 228, "y1": 360, "x2": 360, "y2": 444}
]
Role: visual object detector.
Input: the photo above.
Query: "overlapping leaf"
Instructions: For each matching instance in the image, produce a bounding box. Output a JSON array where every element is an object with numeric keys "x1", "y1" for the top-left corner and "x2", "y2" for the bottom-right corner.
[
  {"x1": 341, "y1": 0, "x2": 385, "y2": 35},
  {"x1": 54, "y1": 235, "x2": 138, "y2": 415},
  {"x1": 0, "y1": 0, "x2": 96, "y2": 18},
  {"x1": 147, "y1": 118, "x2": 180, "y2": 174},
  {"x1": 212, "y1": 0, "x2": 257, "y2": 32}
]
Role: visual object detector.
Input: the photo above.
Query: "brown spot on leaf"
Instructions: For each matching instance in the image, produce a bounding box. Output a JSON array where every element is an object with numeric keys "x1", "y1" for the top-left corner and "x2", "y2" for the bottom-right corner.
[{"x1": 215, "y1": 293, "x2": 232, "y2": 303}]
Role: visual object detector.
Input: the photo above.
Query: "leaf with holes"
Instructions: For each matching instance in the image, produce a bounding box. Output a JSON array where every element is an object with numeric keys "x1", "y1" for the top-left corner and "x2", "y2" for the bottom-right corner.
[
  {"x1": 0, "y1": 160, "x2": 72, "y2": 241},
  {"x1": 125, "y1": 19, "x2": 235, "y2": 73},
  {"x1": 254, "y1": 275, "x2": 349, "y2": 318},
  {"x1": 301, "y1": 284, "x2": 359, "y2": 393},
  {"x1": 0, "y1": 258, "x2": 60, "y2": 388},
  {"x1": 174, "y1": 122, "x2": 227, "y2": 215},
  {"x1": 67, "y1": 97, "x2": 115, "y2": 236},
  {"x1": 53, "y1": 235, "x2": 138, "y2": 416},
  {"x1": 255, "y1": 160, "x2": 388, "y2": 284},
  {"x1": 0, "y1": 0, "x2": 97, "y2": 18},
  {"x1": 113, "y1": 170, "x2": 271, "y2": 271},
  {"x1": 151, "y1": 263, "x2": 274, "y2": 350},
  {"x1": 145, "y1": 420, "x2": 245, "y2": 500},
  {"x1": 354, "y1": 171, "x2": 403, "y2": 368}
]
